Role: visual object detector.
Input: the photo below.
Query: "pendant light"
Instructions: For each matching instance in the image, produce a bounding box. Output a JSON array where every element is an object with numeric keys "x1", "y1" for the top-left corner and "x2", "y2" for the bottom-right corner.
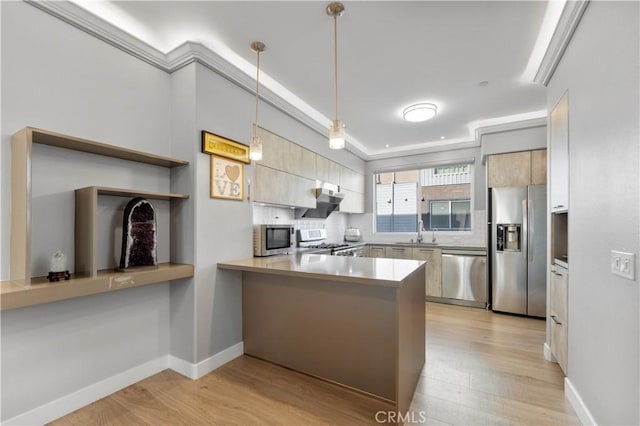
[
  {"x1": 327, "y1": 2, "x2": 345, "y2": 150},
  {"x1": 249, "y1": 41, "x2": 266, "y2": 161}
]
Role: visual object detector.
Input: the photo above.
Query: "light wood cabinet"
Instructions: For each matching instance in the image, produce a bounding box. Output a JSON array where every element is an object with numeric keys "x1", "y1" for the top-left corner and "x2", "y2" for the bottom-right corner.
[
  {"x1": 316, "y1": 155, "x2": 330, "y2": 182},
  {"x1": 316, "y1": 154, "x2": 341, "y2": 185},
  {"x1": 549, "y1": 92, "x2": 569, "y2": 212},
  {"x1": 3, "y1": 127, "x2": 194, "y2": 311},
  {"x1": 257, "y1": 127, "x2": 287, "y2": 172},
  {"x1": 487, "y1": 151, "x2": 532, "y2": 187},
  {"x1": 531, "y1": 149, "x2": 547, "y2": 185},
  {"x1": 487, "y1": 149, "x2": 547, "y2": 188},
  {"x1": 256, "y1": 128, "x2": 366, "y2": 211},
  {"x1": 385, "y1": 246, "x2": 411, "y2": 259},
  {"x1": 337, "y1": 165, "x2": 365, "y2": 213},
  {"x1": 340, "y1": 166, "x2": 365, "y2": 193},
  {"x1": 258, "y1": 128, "x2": 316, "y2": 180},
  {"x1": 252, "y1": 164, "x2": 316, "y2": 208},
  {"x1": 328, "y1": 161, "x2": 341, "y2": 185},
  {"x1": 287, "y1": 141, "x2": 316, "y2": 180},
  {"x1": 340, "y1": 188, "x2": 365, "y2": 214},
  {"x1": 366, "y1": 245, "x2": 387, "y2": 258},
  {"x1": 550, "y1": 265, "x2": 568, "y2": 374},
  {"x1": 412, "y1": 247, "x2": 442, "y2": 297}
]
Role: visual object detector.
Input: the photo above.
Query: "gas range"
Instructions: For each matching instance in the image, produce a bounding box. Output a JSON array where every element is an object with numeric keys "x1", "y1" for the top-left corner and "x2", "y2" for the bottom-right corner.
[
  {"x1": 297, "y1": 228, "x2": 363, "y2": 256},
  {"x1": 301, "y1": 242, "x2": 350, "y2": 250}
]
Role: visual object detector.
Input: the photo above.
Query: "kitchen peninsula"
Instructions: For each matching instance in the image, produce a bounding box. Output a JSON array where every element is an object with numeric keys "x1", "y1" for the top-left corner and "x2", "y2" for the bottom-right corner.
[{"x1": 217, "y1": 254, "x2": 426, "y2": 413}]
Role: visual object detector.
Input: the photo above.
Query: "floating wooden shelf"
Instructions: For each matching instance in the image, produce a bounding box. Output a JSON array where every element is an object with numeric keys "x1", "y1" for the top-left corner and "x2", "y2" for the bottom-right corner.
[
  {"x1": 0, "y1": 263, "x2": 194, "y2": 311},
  {"x1": 75, "y1": 186, "x2": 190, "y2": 277},
  {"x1": 29, "y1": 127, "x2": 188, "y2": 167},
  {"x1": 9, "y1": 127, "x2": 193, "y2": 304},
  {"x1": 84, "y1": 186, "x2": 190, "y2": 200}
]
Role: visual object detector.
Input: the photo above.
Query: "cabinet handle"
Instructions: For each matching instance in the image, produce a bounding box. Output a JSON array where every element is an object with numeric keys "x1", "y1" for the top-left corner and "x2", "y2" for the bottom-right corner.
[
  {"x1": 551, "y1": 270, "x2": 562, "y2": 276},
  {"x1": 550, "y1": 315, "x2": 562, "y2": 325},
  {"x1": 553, "y1": 204, "x2": 566, "y2": 209}
]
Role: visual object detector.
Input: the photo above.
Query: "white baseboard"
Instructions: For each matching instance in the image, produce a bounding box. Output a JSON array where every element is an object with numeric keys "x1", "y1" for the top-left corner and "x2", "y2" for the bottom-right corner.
[
  {"x1": 169, "y1": 342, "x2": 244, "y2": 379},
  {"x1": 3, "y1": 357, "x2": 168, "y2": 426},
  {"x1": 3, "y1": 343, "x2": 244, "y2": 425},
  {"x1": 544, "y1": 342, "x2": 557, "y2": 362},
  {"x1": 565, "y1": 377, "x2": 597, "y2": 425}
]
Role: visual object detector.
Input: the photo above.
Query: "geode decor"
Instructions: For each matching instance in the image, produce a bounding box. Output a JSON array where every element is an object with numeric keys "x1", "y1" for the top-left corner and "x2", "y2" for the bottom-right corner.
[{"x1": 119, "y1": 197, "x2": 157, "y2": 270}]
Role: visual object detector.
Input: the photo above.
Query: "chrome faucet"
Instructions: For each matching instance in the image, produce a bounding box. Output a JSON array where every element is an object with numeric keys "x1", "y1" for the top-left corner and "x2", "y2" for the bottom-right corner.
[{"x1": 417, "y1": 219, "x2": 425, "y2": 243}]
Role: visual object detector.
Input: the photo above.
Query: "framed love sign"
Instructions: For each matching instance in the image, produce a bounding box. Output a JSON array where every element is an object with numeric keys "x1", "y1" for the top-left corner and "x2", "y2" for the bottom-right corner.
[{"x1": 211, "y1": 155, "x2": 244, "y2": 200}]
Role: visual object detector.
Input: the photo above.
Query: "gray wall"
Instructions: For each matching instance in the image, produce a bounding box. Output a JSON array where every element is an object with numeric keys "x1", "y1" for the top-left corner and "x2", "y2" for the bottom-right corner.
[
  {"x1": 1, "y1": 2, "x2": 172, "y2": 420},
  {"x1": 0, "y1": 1, "x2": 366, "y2": 421},
  {"x1": 480, "y1": 125, "x2": 547, "y2": 160},
  {"x1": 547, "y1": 2, "x2": 639, "y2": 424}
]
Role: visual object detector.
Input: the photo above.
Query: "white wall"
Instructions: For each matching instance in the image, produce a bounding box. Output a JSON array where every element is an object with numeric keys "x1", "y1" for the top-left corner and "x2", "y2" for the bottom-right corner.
[
  {"x1": 547, "y1": 2, "x2": 639, "y2": 424},
  {"x1": 1, "y1": 1, "x2": 173, "y2": 420}
]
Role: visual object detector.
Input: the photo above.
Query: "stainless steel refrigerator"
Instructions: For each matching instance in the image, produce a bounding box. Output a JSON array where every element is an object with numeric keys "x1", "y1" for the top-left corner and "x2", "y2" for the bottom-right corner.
[{"x1": 490, "y1": 185, "x2": 546, "y2": 317}]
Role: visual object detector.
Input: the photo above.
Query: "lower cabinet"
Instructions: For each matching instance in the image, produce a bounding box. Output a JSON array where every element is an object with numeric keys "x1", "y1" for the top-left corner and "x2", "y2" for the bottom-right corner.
[
  {"x1": 366, "y1": 245, "x2": 387, "y2": 258},
  {"x1": 385, "y1": 246, "x2": 410, "y2": 259},
  {"x1": 364, "y1": 245, "x2": 444, "y2": 298},
  {"x1": 550, "y1": 265, "x2": 568, "y2": 374},
  {"x1": 412, "y1": 248, "x2": 443, "y2": 297}
]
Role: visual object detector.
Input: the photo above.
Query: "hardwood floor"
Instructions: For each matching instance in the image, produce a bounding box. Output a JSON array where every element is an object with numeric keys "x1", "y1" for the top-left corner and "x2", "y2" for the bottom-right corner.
[{"x1": 51, "y1": 303, "x2": 578, "y2": 425}]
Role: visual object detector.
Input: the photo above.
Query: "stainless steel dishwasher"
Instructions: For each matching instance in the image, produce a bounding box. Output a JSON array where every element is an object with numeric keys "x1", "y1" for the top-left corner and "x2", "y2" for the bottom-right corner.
[{"x1": 441, "y1": 249, "x2": 487, "y2": 308}]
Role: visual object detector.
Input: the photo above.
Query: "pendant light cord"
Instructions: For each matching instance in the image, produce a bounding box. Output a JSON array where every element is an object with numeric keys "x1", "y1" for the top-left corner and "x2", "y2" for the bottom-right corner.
[
  {"x1": 333, "y1": 13, "x2": 339, "y2": 121},
  {"x1": 254, "y1": 49, "x2": 261, "y2": 139}
]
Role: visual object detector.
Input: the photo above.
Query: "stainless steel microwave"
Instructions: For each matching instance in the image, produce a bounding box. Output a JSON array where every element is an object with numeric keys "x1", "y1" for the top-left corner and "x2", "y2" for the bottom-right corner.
[{"x1": 253, "y1": 224, "x2": 294, "y2": 257}]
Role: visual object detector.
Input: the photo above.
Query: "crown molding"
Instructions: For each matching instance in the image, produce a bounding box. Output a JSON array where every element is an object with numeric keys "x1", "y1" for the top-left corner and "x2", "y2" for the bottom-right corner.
[
  {"x1": 26, "y1": 0, "x2": 553, "y2": 162},
  {"x1": 534, "y1": 0, "x2": 590, "y2": 86},
  {"x1": 25, "y1": 0, "x2": 169, "y2": 71},
  {"x1": 475, "y1": 117, "x2": 547, "y2": 141}
]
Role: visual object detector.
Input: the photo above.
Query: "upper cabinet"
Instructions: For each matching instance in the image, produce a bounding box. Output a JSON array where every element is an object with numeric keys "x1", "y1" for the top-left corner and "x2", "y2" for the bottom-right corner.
[
  {"x1": 549, "y1": 92, "x2": 569, "y2": 212},
  {"x1": 487, "y1": 149, "x2": 547, "y2": 188},
  {"x1": 254, "y1": 127, "x2": 365, "y2": 213},
  {"x1": 252, "y1": 164, "x2": 315, "y2": 208},
  {"x1": 338, "y1": 164, "x2": 365, "y2": 213},
  {"x1": 531, "y1": 149, "x2": 547, "y2": 185}
]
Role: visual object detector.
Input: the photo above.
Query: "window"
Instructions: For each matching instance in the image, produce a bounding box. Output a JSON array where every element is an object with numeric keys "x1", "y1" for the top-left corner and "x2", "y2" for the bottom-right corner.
[
  {"x1": 429, "y1": 200, "x2": 471, "y2": 230},
  {"x1": 375, "y1": 181, "x2": 417, "y2": 232},
  {"x1": 374, "y1": 163, "x2": 472, "y2": 233}
]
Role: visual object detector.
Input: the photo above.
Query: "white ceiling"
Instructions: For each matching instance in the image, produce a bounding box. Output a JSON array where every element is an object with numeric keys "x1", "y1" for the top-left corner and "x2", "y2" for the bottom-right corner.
[{"x1": 73, "y1": 1, "x2": 559, "y2": 159}]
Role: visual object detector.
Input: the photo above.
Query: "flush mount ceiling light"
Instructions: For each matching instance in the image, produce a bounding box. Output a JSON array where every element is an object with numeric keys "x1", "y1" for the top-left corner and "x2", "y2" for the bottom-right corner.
[
  {"x1": 402, "y1": 103, "x2": 438, "y2": 122},
  {"x1": 327, "y1": 2, "x2": 346, "y2": 150},
  {"x1": 249, "y1": 41, "x2": 266, "y2": 161}
]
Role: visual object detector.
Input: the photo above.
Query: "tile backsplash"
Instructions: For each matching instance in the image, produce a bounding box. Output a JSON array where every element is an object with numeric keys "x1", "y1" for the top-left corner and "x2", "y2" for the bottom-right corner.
[{"x1": 253, "y1": 205, "x2": 348, "y2": 244}]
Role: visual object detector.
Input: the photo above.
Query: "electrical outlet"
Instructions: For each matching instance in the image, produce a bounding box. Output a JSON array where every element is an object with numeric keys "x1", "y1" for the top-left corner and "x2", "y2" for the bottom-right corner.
[{"x1": 611, "y1": 251, "x2": 635, "y2": 280}]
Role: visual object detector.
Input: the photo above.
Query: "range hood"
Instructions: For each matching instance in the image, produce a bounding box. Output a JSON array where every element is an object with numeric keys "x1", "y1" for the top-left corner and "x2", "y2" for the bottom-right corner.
[{"x1": 296, "y1": 188, "x2": 344, "y2": 219}]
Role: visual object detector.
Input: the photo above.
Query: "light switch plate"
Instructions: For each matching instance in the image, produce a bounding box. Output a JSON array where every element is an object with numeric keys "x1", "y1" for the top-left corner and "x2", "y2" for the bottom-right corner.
[{"x1": 611, "y1": 250, "x2": 635, "y2": 280}]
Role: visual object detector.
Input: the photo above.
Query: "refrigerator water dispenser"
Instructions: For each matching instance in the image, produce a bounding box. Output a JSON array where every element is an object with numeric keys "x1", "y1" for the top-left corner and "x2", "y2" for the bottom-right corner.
[{"x1": 496, "y1": 224, "x2": 521, "y2": 251}]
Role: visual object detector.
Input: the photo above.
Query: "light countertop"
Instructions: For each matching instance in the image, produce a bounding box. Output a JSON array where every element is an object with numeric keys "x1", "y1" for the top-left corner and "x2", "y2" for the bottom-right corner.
[
  {"x1": 217, "y1": 253, "x2": 425, "y2": 288},
  {"x1": 363, "y1": 242, "x2": 486, "y2": 251}
]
